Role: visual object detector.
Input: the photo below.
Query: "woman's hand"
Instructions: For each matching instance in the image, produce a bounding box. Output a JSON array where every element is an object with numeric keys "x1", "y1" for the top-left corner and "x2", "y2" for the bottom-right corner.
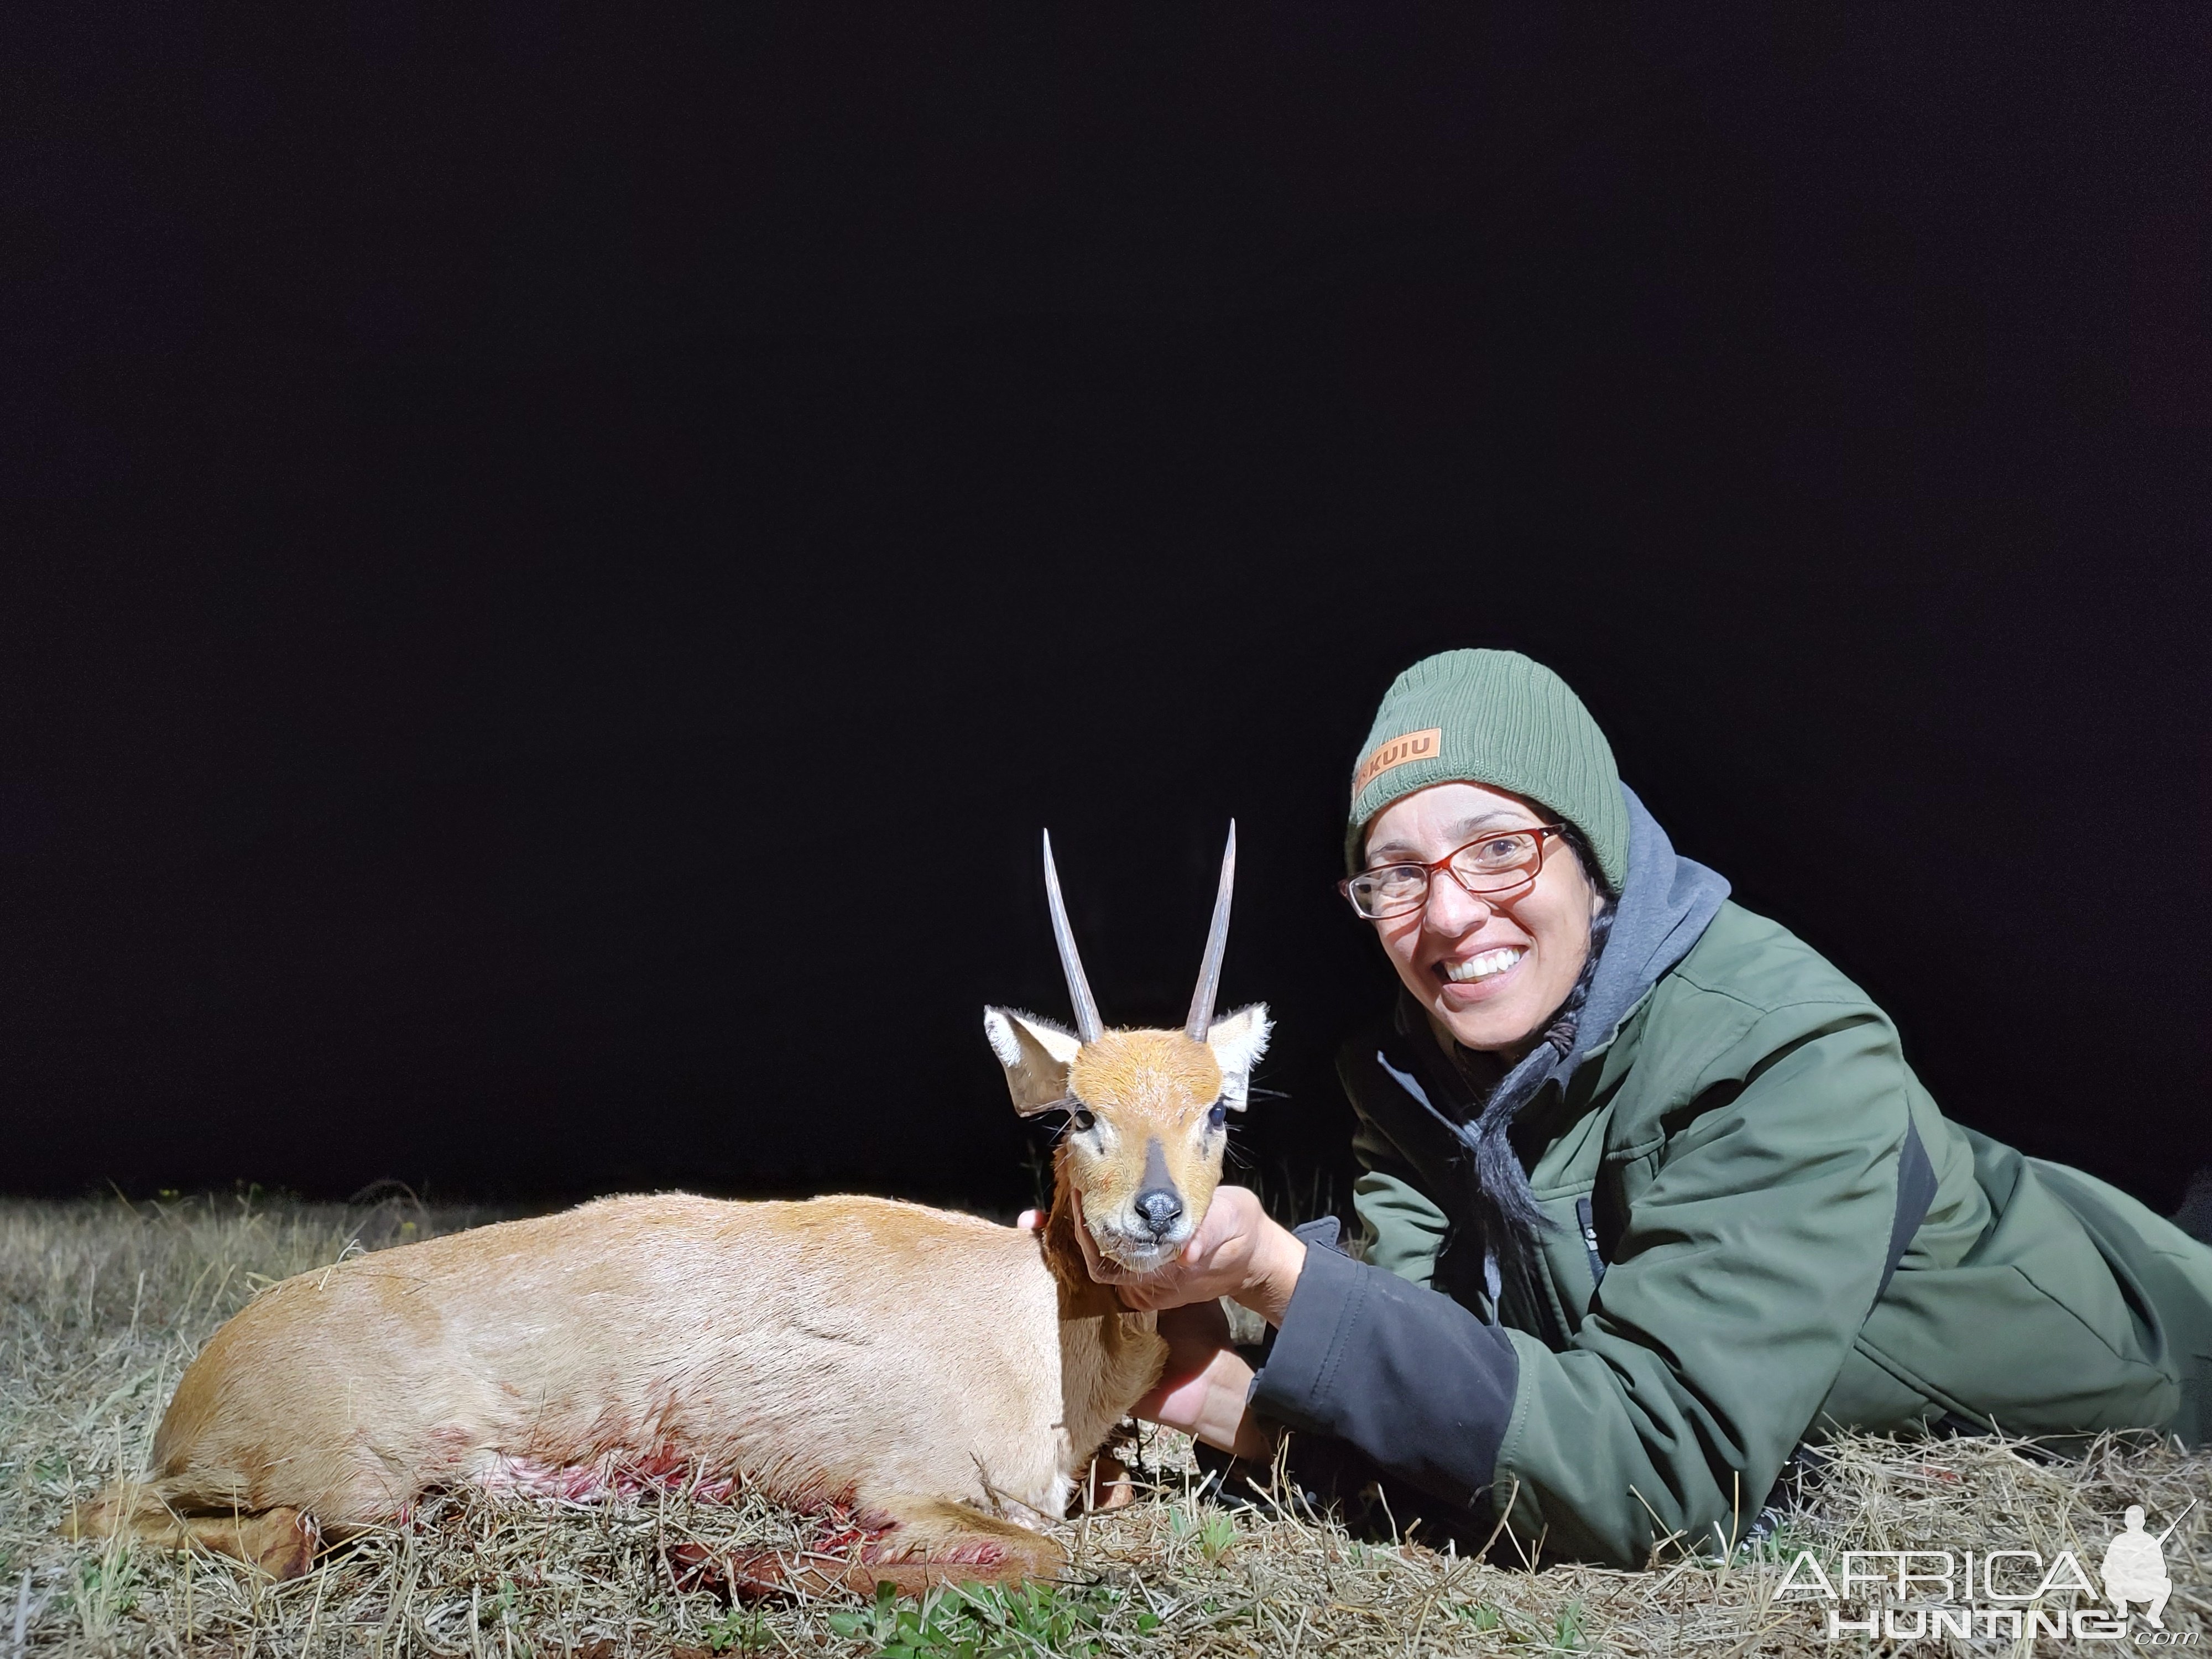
[
  {"x1": 1129, "y1": 1301, "x2": 1276, "y2": 1460},
  {"x1": 1017, "y1": 1187, "x2": 1307, "y2": 1324},
  {"x1": 1089, "y1": 1186, "x2": 1308, "y2": 1324},
  {"x1": 1011, "y1": 1206, "x2": 1282, "y2": 1459}
]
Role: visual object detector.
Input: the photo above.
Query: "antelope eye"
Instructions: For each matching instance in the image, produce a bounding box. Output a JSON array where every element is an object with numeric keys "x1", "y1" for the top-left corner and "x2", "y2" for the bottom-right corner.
[
  {"x1": 1207, "y1": 1102, "x2": 1228, "y2": 1129},
  {"x1": 1068, "y1": 1108, "x2": 1096, "y2": 1133}
]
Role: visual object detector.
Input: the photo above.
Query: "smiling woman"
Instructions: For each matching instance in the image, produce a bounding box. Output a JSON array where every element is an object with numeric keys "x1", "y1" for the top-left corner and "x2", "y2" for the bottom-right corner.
[
  {"x1": 1100, "y1": 648, "x2": 2212, "y2": 1567},
  {"x1": 1352, "y1": 797, "x2": 1604, "y2": 1056}
]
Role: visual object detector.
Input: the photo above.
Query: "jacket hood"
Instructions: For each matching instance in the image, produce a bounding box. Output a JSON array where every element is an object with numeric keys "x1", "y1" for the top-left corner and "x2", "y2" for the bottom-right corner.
[{"x1": 1567, "y1": 785, "x2": 1731, "y2": 1070}]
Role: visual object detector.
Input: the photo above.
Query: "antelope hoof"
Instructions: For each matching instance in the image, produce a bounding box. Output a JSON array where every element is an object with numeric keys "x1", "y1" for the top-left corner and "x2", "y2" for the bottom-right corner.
[
  {"x1": 1080, "y1": 1453, "x2": 1136, "y2": 1512},
  {"x1": 229, "y1": 1509, "x2": 320, "y2": 1579}
]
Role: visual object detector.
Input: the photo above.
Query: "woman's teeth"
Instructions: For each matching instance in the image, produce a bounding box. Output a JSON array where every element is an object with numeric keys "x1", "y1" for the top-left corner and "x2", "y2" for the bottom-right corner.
[{"x1": 1443, "y1": 947, "x2": 1524, "y2": 984}]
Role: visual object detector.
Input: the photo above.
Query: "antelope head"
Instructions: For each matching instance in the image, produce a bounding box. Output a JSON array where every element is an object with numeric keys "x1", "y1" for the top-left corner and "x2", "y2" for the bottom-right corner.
[{"x1": 984, "y1": 825, "x2": 1271, "y2": 1274}]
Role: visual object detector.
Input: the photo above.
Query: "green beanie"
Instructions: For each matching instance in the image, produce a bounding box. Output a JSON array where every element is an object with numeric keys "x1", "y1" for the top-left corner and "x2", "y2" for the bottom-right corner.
[{"x1": 1345, "y1": 649, "x2": 1629, "y2": 890}]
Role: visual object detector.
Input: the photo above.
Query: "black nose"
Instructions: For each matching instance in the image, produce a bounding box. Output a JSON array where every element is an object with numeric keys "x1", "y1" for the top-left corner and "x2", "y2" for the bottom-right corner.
[{"x1": 1135, "y1": 1188, "x2": 1185, "y2": 1235}]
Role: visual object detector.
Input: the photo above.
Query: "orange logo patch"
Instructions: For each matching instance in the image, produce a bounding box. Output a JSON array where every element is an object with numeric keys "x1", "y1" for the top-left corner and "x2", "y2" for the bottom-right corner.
[{"x1": 1352, "y1": 728, "x2": 1443, "y2": 799}]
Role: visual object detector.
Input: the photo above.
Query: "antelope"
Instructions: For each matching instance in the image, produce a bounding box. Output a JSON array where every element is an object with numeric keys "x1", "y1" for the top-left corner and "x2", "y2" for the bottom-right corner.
[{"x1": 72, "y1": 827, "x2": 1269, "y2": 1594}]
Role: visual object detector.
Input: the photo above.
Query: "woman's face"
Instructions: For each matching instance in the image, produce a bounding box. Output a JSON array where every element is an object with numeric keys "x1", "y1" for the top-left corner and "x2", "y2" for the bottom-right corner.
[{"x1": 1361, "y1": 781, "x2": 1606, "y2": 1056}]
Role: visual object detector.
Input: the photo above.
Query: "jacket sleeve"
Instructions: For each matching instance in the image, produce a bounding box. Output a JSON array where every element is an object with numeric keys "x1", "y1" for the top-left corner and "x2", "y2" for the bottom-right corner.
[
  {"x1": 1250, "y1": 1223, "x2": 1519, "y2": 1510},
  {"x1": 1261, "y1": 1001, "x2": 1916, "y2": 1566},
  {"x1": 1344, "y1": 1050, "x2": 1451, "y2": 1285}
]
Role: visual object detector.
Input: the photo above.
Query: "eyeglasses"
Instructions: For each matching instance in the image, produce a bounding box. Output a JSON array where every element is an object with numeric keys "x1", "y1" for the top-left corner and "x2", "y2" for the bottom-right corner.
[{"x1": 1338, "y1": 825, "x2": 1566, "y2": 920}]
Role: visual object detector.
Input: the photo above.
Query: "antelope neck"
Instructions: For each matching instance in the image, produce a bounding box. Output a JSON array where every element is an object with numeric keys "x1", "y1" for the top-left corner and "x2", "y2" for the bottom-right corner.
[{"x1": 1041, "y1": 1146, "x2": 1125, "y2": 1317}]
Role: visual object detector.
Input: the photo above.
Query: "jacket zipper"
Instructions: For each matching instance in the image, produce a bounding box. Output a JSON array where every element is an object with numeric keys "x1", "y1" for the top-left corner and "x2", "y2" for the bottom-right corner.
[{"x1": 1576, "y1": 1194, "x2": 1606, "y2": 1288}]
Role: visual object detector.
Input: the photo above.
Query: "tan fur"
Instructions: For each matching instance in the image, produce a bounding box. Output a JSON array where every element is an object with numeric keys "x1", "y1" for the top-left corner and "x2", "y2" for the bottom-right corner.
[
  {"x1": 71, "y1": 1008, "x2": 1266, "y2": 1588},
  {"x1": 1063, "y1": 1031, "x2": 1228, "y2": 1262}
]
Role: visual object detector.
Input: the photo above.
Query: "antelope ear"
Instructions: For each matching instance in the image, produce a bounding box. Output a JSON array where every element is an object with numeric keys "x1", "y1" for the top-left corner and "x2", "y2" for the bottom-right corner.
[
  {"x1": 983, "y1": 1007, "x2": 1082, "y2": 1117},
  {"x1": 1206, "y1": 1003, "x2": 1272, "y2": 1112}
]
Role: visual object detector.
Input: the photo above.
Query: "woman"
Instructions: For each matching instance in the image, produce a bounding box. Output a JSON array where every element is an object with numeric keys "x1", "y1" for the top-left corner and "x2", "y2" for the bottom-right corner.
[{"x1": 1091, "y1": 648, "x2": 2212, "y2": 1566}]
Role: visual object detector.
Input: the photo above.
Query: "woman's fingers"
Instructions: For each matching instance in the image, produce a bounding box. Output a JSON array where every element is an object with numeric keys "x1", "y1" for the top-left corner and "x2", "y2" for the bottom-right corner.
[
  {"x1": 1136, "y1": 1309, "x2": 1229, "y2": 1395},
  {"x1": 1110, "y1": 1187, "x2": 1272, "y2": 1309},
  {"x1": 1131, "y1": 1301, "x2": 1230, "y2": 1414},
  {"x1": 1131, "y1": 1361, "x2": 1212, "y2": 1429},
  {"x1": 1066, "y1": 1187, "x2": 1300, "y2": 1323},
  {"x1": 1131, "y1": 1340, "x2": 1269, "y2": 1458}
]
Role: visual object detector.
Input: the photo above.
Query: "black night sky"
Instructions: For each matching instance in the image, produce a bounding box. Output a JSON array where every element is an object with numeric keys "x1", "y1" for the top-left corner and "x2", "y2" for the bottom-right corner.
[{"x1": 5, "y1": 9, "x2": 2206, "y2": 1214}]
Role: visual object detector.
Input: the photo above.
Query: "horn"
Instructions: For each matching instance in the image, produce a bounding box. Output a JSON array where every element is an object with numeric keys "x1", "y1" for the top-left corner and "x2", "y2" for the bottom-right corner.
[
  {"x1": 1185, "y1": 821, "x2": 1236, "y2": 1041},
  {"x1": 1041, "y1": 830, "x2": 1104, "y2": 1044}
]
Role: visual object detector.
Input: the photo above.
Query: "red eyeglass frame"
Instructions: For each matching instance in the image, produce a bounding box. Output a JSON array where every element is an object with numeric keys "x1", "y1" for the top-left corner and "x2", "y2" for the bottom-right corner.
[{"x1": 1337, "y1": 823, "x2": 1567, "y2": 920}]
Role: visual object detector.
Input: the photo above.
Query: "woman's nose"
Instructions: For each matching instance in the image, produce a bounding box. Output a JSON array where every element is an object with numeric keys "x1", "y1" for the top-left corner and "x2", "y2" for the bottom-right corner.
[{"x1": 1423, "y1": 873, "x2": 1493, "y2": 935}]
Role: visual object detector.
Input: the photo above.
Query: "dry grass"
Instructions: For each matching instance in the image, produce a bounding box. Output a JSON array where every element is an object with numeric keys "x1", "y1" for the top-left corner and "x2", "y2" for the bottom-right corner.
[{"x1": 3, "y1": 1194, "x2": 2206, "y2": 1657}]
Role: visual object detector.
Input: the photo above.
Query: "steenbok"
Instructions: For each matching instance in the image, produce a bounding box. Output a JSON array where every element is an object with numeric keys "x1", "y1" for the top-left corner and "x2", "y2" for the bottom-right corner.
[{"x1": 74, "y1": 827, "x2": 1267, "y2": 1593}]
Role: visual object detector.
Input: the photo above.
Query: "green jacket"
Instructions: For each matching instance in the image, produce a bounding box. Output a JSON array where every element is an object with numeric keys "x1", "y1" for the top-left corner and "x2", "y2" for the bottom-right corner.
[{"x1": 1251, "y1": 794, "x2": 2212, "y2": 1567}]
